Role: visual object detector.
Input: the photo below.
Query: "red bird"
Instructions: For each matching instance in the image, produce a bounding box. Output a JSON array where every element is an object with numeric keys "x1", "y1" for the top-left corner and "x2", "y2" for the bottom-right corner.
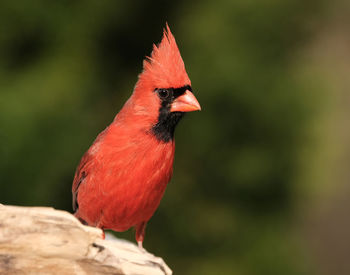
[{"x1": 72, "y1": 25, "x2": 200, "y2": 248}]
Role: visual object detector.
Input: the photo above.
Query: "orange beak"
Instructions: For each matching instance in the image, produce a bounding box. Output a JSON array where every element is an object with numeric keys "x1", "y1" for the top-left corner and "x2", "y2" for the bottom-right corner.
[{"x1": 170, "y1": 90, "x2": 201, "y2": 112}]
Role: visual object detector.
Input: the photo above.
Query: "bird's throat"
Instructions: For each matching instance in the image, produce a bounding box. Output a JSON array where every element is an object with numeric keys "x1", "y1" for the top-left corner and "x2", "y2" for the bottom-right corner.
[{"x1": 151, "y1": 109, "x2": 184, "y2": 142}]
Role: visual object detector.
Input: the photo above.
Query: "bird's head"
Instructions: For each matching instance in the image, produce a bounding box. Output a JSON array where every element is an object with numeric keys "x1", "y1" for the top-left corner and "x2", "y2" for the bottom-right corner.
[{"x1": 131, "y1": 24, "x2": 201, "y2": 142}]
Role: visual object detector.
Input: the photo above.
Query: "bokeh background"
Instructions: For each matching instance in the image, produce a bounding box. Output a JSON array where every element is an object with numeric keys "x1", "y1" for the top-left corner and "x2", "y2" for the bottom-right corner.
[{"x1": 1, "y1": 1, "x2": 350, "y2": 274}]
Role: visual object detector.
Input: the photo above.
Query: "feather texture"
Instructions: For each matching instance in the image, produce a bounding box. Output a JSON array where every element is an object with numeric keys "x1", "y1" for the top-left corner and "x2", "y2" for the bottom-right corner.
[{"x1": 72, "y1": 24, "x2": 199, "y2": 246}]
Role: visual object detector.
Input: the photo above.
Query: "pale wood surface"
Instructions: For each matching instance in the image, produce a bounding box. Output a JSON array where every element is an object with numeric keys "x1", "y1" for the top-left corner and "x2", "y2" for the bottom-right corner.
[{"x1": 0, "y1": 204, "x2": 172, "y2": 275}]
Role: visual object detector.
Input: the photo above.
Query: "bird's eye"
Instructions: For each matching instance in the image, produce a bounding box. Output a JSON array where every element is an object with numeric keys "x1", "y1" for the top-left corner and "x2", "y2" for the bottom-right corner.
[{"x1": 157, "y1": 89, "x2": 170, "y2": 99}]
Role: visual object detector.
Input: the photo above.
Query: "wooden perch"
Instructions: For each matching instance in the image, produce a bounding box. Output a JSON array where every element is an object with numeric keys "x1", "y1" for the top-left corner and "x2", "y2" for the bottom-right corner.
[{"x1": 0, "y1": 204, "x2": 172, "y2": 275}]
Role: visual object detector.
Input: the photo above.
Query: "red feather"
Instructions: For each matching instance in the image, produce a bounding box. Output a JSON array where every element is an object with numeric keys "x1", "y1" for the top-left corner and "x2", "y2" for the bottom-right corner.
[{"x1": 72, "y1": 24, "x2": 200, "y2": 247}]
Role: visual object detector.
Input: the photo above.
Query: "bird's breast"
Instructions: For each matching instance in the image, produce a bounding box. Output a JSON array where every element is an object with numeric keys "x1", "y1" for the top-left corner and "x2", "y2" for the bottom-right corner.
[{"x1": 77, "y1": 132, "x2": 175, "y2": 231}]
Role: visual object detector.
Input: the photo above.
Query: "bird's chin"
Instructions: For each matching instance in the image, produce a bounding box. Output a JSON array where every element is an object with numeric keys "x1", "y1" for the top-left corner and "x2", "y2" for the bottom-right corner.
[{"x1": 151, "y1": 111, "x2": 184, "y2": 142}]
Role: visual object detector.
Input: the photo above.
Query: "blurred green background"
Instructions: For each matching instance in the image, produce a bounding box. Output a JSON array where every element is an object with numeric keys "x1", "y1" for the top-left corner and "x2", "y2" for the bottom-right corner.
[{"x1": 1, "y1": 1, "x2": 350, "y2": 274}]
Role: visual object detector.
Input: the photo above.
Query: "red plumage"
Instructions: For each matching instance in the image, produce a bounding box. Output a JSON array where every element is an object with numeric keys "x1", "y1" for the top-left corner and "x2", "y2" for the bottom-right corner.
[{"x1": 72, "y1": 24, "x2": 200, "y2": 247}]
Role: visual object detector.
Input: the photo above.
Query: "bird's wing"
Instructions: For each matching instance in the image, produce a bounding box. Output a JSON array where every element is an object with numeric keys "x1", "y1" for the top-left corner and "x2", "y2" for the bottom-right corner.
[
  {"x1": 72, "y1": 128, "x2": 108, "y2": 212},
  {"x1": 72, "y1": 152, "x2": 91, "y2": 212}
]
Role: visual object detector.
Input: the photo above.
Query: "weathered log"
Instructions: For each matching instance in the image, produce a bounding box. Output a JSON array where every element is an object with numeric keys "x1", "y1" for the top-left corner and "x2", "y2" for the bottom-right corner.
[{"x1": 0, "y1": 204, "x2": 172, "y2": 275}]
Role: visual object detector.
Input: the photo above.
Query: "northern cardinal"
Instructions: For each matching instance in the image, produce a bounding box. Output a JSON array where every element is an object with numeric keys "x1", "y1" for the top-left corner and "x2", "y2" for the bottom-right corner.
[{"x1": 72, "y1": 24, "x2": 200, "y2": 248}]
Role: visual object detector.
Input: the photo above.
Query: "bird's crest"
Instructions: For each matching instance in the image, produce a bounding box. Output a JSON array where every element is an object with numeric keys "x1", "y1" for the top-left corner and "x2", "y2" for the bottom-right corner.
[{"x1": 139, "y1": 24, "x2": 191, "y2": 89}]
